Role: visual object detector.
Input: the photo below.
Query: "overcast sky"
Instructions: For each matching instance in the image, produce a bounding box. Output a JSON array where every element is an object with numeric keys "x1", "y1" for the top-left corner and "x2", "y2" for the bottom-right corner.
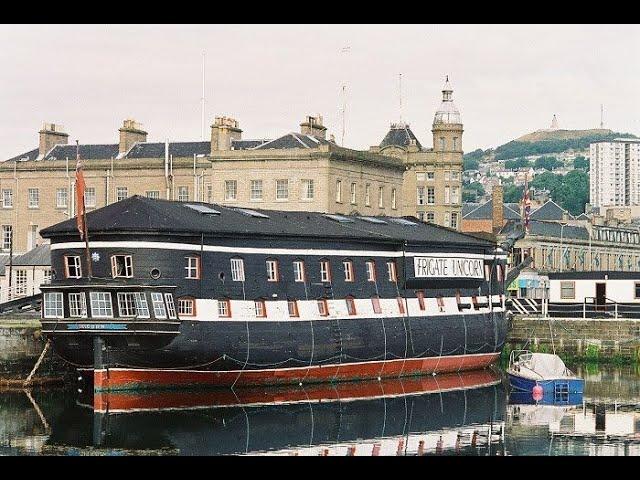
[{"x1": 1, "y1": 24, "x2": 639, "y2": 160}]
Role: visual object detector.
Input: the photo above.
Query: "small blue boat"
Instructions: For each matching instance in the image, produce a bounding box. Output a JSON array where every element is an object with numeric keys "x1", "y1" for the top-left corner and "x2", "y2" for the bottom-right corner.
[{"x1": 507, "y1": 350, "x2": 584, "y2": 396}]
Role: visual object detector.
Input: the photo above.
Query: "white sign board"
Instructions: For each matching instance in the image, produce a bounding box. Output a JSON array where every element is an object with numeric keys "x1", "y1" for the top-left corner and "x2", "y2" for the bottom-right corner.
[{"x1": 413, "y1": 256, "x2": 485, "y2": 279}]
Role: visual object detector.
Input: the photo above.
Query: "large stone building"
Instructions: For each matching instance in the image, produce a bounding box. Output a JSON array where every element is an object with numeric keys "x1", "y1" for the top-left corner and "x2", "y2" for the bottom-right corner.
[
  {"x1": 370, "y1": 77, "x2": 463, "y2": 229},
  {"x1": 0, "y1": 79, "x2": 463, "y2": 255}
]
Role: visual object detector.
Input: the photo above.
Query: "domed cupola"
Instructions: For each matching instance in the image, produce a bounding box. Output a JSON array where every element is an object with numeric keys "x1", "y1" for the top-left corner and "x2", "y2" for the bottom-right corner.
[{"x1": 433, "y1": 76, "x2": 461, "y2": 125}]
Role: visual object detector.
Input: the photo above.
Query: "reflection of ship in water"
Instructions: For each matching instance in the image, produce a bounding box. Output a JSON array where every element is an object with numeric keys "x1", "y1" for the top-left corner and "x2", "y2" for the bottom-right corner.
[{"x1": 42, "y1": 369, "x2": 507, "y2": 456}]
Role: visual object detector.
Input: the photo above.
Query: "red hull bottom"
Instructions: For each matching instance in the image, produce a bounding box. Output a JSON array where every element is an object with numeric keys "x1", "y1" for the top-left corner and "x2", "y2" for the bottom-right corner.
[{"x1": 93, "y1": 353, "x2": 500, "y2": 391}]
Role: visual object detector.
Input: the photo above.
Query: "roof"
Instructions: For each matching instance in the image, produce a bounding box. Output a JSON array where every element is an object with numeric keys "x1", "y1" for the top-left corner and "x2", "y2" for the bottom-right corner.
[
  {"x1": 379, "y1": 124, "x2": 423, "y2": 150},
  {"x1": 41, "y1": 196, "x2": 495, "y2": 249},
  {"x1": 44, "y1": 144, "x2": 120, "y2": 161},
  {"x1": 252, "y1": 133, "x2": 331, "y2": 150},
  {"x1": 529, "y1": 200, "x2": 573, "y2": 221},
  {"x1": 500, "y1": 219, "x2": 589, "y2": 241},
  {"x1": 12, "y1": 244, "x2": 50, "y2": 266},
  {"x1": 0, "y1": 255, "x2": 11, "y2": 276},
  {"x1": 575, "y1": 213, "x2": 590, "y2": 220},
  {"x1": 462, "y1": 203, "x2": 480, "y2": 217},
  {"x1": 5, "y1": 148, "x2": 39, "y2": 163},
  {"x1": 462, "y1": 200, "x2": 521, "y2": 220},
  {"x1": 231, "y1": 139, "x2": 270, "y2": 150},
  {"x1": 126, "y1": 141, "x2": 210, "y2": 159}
]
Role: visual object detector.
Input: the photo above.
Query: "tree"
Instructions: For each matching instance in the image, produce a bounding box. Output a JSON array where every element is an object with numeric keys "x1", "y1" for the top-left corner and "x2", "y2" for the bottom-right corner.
[
  {"x1": 463, "y1": 148, "x2": 484, "y2": 171},
  {"x1": 573, "y1": 156, "x2": 589, "y2": 170},
  {"x1": 504, "y1": 158, "x2": 531, "y2": 170},
  {"x1": 529, "y1": 170, "x2": 589, "y2": 216},
  {"x1": 534, "y1": 156, "x2": 562, "y2": 170},
  {"x1": 503, "y1": 184, "x2": 524, "y2": 203},
  {"x1": 463, "y1": 182, "x2": 485, "y2": 202}
]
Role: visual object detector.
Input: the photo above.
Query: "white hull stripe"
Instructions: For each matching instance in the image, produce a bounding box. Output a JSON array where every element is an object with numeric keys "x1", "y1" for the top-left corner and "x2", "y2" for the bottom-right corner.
[
  {"x1": 51, "y1": 241, "x2": 506, "y2": 260},
  {"x1": 93, "y1": 352, "x2": 499, "y2": 374}
]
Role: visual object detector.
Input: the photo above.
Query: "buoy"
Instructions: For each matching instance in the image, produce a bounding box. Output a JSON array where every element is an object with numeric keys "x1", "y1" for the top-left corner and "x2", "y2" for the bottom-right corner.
[{"x1": 532, "y1": 384, "x2": 543, "y2": 401}]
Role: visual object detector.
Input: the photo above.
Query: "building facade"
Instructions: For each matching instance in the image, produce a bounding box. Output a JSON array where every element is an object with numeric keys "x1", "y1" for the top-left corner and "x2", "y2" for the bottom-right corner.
[
  {"x1": 590, "y1": 138, "x2": 640, "y2": 209},
  {"x1": 1, "y1": 80, "x2": 461, "y2": 255}
]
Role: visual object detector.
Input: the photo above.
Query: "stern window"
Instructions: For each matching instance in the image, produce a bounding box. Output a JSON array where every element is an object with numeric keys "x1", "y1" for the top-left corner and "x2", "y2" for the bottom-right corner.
[
  {"x1": 65, "y1": 255, "x2": 82, "y2": 279},
  {"x1": 43, "y1": 292, "x2": 63, "y2": 319},
  {"x1": 164, "y1": 294, "x2": 177, "y2": 319},
  {"x1": 90, "y1": 292, "x2": 113, "y2": 318},
  {"x1": 178, "y1": 298, "x2": 196, "y2": 317},
  {"x1": 151, "y1": 292, "x2": 167, "y2": 319},
  {"x1": 111, "y1": 255, "x2": 133, "y2": 278},
  {"x1": 218, "y1": 299, "x2": 231, "y2": 317},
  {"x1": 68, "y1": 292, "x2": 87, "y2": 318}
]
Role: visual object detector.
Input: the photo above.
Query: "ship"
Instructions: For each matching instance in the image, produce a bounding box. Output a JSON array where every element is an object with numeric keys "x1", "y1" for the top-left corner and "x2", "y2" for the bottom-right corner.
[{"x1": 39, "y1": 196, "x2": 511, "y2": 391}]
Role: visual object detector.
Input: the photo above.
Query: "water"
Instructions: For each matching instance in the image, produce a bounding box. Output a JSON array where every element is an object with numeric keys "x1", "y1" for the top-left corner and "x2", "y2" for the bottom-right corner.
[{"x1": 1, "y1": 364, "x2": 640, "y2": 456}]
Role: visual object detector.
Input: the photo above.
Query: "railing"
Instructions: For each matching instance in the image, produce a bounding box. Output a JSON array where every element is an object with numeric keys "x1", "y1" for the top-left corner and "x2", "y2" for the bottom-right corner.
[
  {"x1": 584, "y1": 296, "x2": 618, "y2": 319},
  {"x1": 506, "y1": 296, "x2": 640, "y2": 319}
]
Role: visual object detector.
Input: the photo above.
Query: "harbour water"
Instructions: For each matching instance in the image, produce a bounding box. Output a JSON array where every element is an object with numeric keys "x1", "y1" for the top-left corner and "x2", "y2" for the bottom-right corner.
[{"x1": 1, "y1": 364, "x2": 639, "y2": 456}]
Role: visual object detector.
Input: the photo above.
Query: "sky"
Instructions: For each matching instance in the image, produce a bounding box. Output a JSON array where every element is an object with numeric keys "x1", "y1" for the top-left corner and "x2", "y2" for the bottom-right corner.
[{"x1": 1, "y1": 24, "x2": 639, "y2": 160}]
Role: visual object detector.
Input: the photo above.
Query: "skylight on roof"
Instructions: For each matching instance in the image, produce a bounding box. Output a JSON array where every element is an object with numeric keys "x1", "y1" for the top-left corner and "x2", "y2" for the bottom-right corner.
[
  {"x1": 324, "y1": 214, "x2": 355, "y2": 224},
  {"x1": 388, "y1": 217, "x2": 418, "y2": 226},
  {"x1": 358, "y1": 216, "x2": 387, "y2": 224},
  {"x1": 185, "y1": 204, "x2": 221, "y2": 215},
  {"x1": 235, "y1": 208, "x2": 270, "y2": 219}
]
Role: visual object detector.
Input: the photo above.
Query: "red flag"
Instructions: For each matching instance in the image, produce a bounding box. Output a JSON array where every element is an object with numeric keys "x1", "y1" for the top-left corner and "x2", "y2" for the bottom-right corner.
[{"x1": 75, "y1": 159, "x2": 86, "y2": 240}]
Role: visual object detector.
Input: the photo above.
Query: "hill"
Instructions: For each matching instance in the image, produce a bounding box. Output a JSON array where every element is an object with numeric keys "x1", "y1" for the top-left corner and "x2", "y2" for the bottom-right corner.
[{"x1": 514, "y1": 128, "x2": 612, "y2": 143}]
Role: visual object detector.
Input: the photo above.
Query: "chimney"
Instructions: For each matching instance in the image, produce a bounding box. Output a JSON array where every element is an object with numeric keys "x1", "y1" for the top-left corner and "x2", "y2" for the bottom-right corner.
[
  {"x1": 38, "y1": 123, "x2": 69, "y2": 156},
  {"x1": 492, "y1": 184, "x2": 504, "y2": 234},
  {"x1": 210, "y1": 116, "x2": 242, "y2": 153},
  {"x1": 119, "y1": 119, "x2": 147, "y2": 154},
  {"x1": 300, "y1": 115, "x2": 327, "y2": 139}
]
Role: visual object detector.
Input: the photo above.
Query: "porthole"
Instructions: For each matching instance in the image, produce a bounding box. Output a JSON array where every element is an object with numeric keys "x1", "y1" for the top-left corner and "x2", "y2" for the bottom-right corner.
[
  {"x1": 219, "y1": 271, "x2": 225, "y2": 281},
  {"x1": 150, "y1": 268, "x2": 161, "y2": 279}
]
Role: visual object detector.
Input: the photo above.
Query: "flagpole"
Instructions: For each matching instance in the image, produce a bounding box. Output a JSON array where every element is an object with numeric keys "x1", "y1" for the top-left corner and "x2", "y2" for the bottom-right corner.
[{"x1": 77, "y1": 140, "x2": 92, "y2": 279}]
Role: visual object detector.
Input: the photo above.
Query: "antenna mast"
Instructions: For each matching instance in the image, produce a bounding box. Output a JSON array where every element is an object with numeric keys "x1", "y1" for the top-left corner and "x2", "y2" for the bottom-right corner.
[
  {"x1": 399, "y1": 73, "x2": 403, "y2": 124},
  {"x1": 201, "y1": 52, "x2": 206, "y2": 141},
  {"x1": 340, "y1": 46, "x2": 350, "y2": 146},
  {"x1": 600, "y1": 104, "x2": 604, "y2": 129}
]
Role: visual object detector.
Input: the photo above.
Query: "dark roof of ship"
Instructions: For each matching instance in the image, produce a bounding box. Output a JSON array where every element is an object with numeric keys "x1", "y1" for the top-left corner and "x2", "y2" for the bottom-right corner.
[
  {"x1": 252, "y1": 133, "x2": 331, "y2": 150},
  {"x1": 41, "y1": 196, "x2": 495, "y2": 248},
  {"x1": 529, "y1": 200, "x2": 573, "y2": 221},
  {"x1": 12, "y1": 244, "x2": 50, "y2": 266},
  {"x1": 462, "y1": 200, "x2": 521, "y2": 220},
  {"x1": 379, "y1": 123, "x2": 423, "y2": 150},
  {"x1": 500, "y1": 219, "x2": 589, "y2": 241}
]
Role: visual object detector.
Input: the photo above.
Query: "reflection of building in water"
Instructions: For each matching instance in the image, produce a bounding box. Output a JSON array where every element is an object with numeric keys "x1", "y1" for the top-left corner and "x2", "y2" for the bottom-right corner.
[{"x1": 39, "y1": 371, "x2": 508, "y2": 456}]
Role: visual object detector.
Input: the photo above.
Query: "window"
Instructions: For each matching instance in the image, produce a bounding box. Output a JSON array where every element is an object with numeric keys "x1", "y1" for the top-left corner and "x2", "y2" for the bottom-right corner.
[
  {"x1": 90, "y1": 292, "x2": 113, "y2": 318},
  {"x1": 56, "y1": 188, "x2": 68, "y2": 208},
  {"x1": 221, "y1": 180, "x2": 236, "y2": 201},
  {"x1": 302, "y1": 179, "x2": 314, "y2": 200},
  {"x1": 345, "y1": 296, "x2": 357, "y2": 315},
  {"x1": 416, "y1": 290, "x2": 426, "y2": 310},
  {"x1": 378, "y1": 186, "x2": 384, "y2": 208},
  {"x1": 218, "y1": 299, "x2": 231, "y2": 317},
  {"x1": 68, "y1": 292, "x2": 87, "y2": 318},
  {"x1": 317, "y1": 298, "x2": 329, "y2": 316},
  {"x1": 254, "y1": 299, "x2": 266, "y2": 318},
  {"x1": 293, "y1": 260, "x2": 305, "y2": 282},
  {"x1": 371, "y1": 296, "x2": 382, "y2": 314},
  {"x1": 266, "y1": 259, "x2": 279, "y2": 282},
  {"x1": 452, "y1": 171, "x2": 460, "y2": 181},
  {"x1": 365, "y1": 184, "x2": 371, "y2": 206},
  {"x1": 387, "y1": 260, "x2": 397, "y2": 282},
  {"x1": 444, "y1": 186, "x2": 450, "y2": 204},
  {"x1": 427, "y1": 187, "x2": 435, "y2": 205},
  {"x1": 276, "y1": 179, "x2": 289, "y2": 200},
  {"x1": 43, "y1": 292, "x2": 64, "y2": 318},
  {"x1": 151, "y1": 292, "x2": 168, "y2": 318},
  {"x1": 436, "y1": 296, "x2": 445, "y2": 313},
  {"x1": 118, "y1": 292, "x2": 150, "y2": 318},
  {"x1": 416, "y1": 172, "x2": 425, "y2": 182},
  {"x1": 116, "y1": 187, "x2": 128, "y2": 201},
  {"x1": 43, "y1": 269, "x2": 53, "y2": 284},
  {"x1": 162, "y1": 294, "x2": 176, "y2": 319},
  {"x1": 450, "y1": 212, "x2": 458, "y2": 229},
  {"x1": 178, "y1": 186, "x2": 189, "y2": 202},
  {"x1": 444, "y1": 171, "x2": 451, "y2": 181},
  {"x1": 635, "y1": 282, "x2": 640, "y2": 299},
  {"x1": 426, "y1": 172, "x2": 435, "y2": 181},
  {"x1": 111, "y1": 255, "x2": 133, "y2": 278},
  {"x1": 2, "y1": 225, "x2": 12, "y2": 251},
  {"x1": 444, "y1": 213, "x2": 451, "y2": 227},
  {"x1": 84, "y1": 187, "x2": 96, "y2": 208},
  {"x1": 2, "y1": 189, "x2": 12, "y2": 208},
  {"x1": 185, "y1": 256, "x2": 200, "y2": 279},
  {"x1": 452, "y1": 186, "x2": 460, "y2": 204},
  {"x1": 288, "y1": 299, "x2": 299, "y2": 317},
  {"x1": 439, "y1": 137, "x2": 446, "y2": 150},
  {"x1": 560, "y1": 281, "x2": 575, "y2": 300},
  {"x1": 250, "y1": 180, "x2": 263, "y2": 200},
  {"x1": 350, "y1": 182, "x2": 357, "y2": 204},
  {"x1": 28, "y1": 188, "x2": 39, "y2": 208},
  {"x1": 426, "y1": 212, "x2": 435, "y2": 223},
  {"x1": 391, "y1": 188, "x2": 397, "y2": 209},
  {"x1": 336, "y1": 180, "x2": 342, "y2": 202},
  {"x1": 230, "y1": 258, "x2": 245, "y2": 281},
  {"x1": 343, "y1": 260, "x2": 354, "y2": 282},
  {"x1": 320, "y1": 260, "x2": 332, "y2": 282},
  {"x1": 365, "y1": 260, "x2": 376, "y2": 282},
  {"x1": 453, "y1": 137, "x2": 458, "y2": 150},
  {"x1": 417, "y1": 187, "x2": 425, "y2": 205},
  {"x1": 397, "y1": 296, "x2": 406, "y2": 315},
  {"x1": 206, "y1": 184, "x2": 213, "y2": 203},
  {"x1": 65, "y1": 255, "x2": 82, "y2": 278},
  {"x1": 146, "y1": 190, "x2": 160, "y2": 199},
  {"x1": 15, "y1": 270, "x2": 27, "y2": 296},
  {"x1": 178, "y1": 297, "x2": 196, "y2": 316}
]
